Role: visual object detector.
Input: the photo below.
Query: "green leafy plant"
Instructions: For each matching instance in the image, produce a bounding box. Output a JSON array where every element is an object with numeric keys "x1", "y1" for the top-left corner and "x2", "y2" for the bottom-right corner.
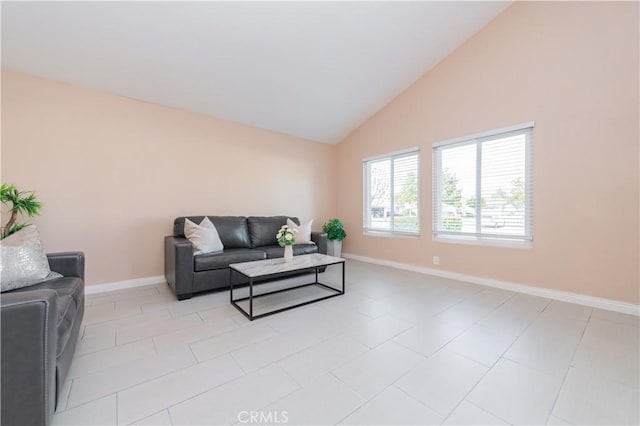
[
  {"x1": 442, "y1": 215, "x2": 462, "y2": 232},
  {"x1": 322, "y1": 219, "x2": 346, "y2": 241},
  {"x1": 1, "y1": 183, "x2": 42, "y2": 239}
]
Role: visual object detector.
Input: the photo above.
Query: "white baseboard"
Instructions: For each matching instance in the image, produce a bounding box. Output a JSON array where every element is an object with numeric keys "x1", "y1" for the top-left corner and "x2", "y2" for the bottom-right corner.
[
  {"x1": 343, "y1": 252, "x2": 640, "y2": 317},
  {"x1": 85, "y1": 275, "x2": 166, "y2": 295}
]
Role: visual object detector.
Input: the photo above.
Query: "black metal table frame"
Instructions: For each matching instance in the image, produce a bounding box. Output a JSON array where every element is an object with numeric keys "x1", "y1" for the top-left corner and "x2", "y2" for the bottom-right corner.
[{"x1": 229, "y1": 260, "x2": 345, "y2": 321}]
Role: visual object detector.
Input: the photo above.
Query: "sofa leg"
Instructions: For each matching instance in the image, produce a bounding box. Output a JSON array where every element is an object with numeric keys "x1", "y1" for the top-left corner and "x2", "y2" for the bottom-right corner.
[{"x1": 177, "y1": 293, "x2": 193, "y2": 301}]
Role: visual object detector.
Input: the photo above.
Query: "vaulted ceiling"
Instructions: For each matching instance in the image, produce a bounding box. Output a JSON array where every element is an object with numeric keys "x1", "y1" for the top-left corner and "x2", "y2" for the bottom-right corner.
[{"x1": 2, "y1": 1, "x2": 511, "y2": 143}]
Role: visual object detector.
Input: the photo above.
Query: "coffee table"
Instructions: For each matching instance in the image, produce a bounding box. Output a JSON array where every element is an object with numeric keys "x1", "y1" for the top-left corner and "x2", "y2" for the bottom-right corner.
[{"x1": 229, "y1": 253, "x2": 345, "y2": 321}]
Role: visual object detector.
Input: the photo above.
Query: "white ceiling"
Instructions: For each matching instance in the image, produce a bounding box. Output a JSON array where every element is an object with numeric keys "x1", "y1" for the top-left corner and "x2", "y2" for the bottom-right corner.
[{"x1": 2, "y1": 1, "x2": 510, "y2": 144}]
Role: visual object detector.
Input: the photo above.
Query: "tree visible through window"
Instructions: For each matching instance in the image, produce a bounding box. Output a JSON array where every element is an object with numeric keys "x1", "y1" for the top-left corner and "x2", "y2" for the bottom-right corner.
[
  {"x1": 433, "y1": 124, "x2": 533, "y2": 243},
  {"x1": 364, "y1": 150, "x2": 420, "y2": 235}
]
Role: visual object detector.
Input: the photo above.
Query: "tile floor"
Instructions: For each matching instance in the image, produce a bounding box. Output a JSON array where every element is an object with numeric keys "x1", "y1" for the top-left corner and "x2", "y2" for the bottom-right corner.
[{"x1": 53, "y1": 260, "x2": 639, "y2": 425}]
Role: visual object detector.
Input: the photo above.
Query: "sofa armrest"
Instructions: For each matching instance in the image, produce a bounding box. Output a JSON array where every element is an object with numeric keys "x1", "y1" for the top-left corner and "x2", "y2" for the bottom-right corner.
[
  {"x1": 164, "y1": 236, "x2": 195, "y2": 300},
  {"x1": 47, "y1": 252, "x2": 85, "y2": 280},
  {"x1": 1, "y1": 290, "x2": 58, "y2": 426},
  {"x1": 311, "y1": 232, "x2": 328, "y2": 255}
]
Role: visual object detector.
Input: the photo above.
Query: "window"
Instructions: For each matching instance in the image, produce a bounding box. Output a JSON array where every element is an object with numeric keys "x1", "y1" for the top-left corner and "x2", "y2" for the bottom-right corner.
[
  {"x1": 363, "y1": 148, "x2": 420, "y2": 236},
  {"x1": 432, "y1": 123, "x2": 533, "y2": 244}
]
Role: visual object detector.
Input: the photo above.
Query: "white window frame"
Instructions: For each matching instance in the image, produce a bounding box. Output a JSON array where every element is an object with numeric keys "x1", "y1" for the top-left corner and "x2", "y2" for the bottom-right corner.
[
  {"x1": 432, "y1": 122, "x2": 534, "y2": 246},
  {"x1": 363, "y1": 148, "x2": 420, "y2": 237}
]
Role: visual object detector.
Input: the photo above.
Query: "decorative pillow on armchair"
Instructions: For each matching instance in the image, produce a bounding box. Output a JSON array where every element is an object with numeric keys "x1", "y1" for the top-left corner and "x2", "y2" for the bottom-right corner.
[
  {"x1": 0, "y1": 225, "x2": 62, "y2": 292},
  {"x1": 287, "y1": 218, "x2": 314, "y2": 245}
]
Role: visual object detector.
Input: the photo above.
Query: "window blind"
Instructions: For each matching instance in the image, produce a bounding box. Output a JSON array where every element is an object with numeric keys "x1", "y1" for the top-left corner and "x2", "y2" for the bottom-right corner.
[
  {"x1": 363, "y1": 149, "x2": 420, "y2": 236},
  {"x1": 432, "y1": 124, "x2": 533, "y2": 243}
]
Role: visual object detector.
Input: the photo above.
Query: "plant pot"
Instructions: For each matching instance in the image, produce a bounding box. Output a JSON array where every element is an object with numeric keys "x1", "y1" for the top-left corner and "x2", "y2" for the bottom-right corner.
[
  {"x1": 284, "y1": 244, "x2": 293, "y2": 263},
  {"x1": 327, "y1": 240, "x2": 342, "y2": 258}
]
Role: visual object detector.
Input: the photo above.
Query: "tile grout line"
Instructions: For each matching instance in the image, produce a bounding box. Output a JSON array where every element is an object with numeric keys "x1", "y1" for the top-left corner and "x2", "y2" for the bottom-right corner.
[
  {"x1": 463, "y1": 400, "x2": 513, "y2": 425},
  {"x1": 328, "y1": 347, "x2": 453, "y2": 425},
  {"x1": 82, "y1": 308, "x2": 155, "y2": 330},
  {"x1": 436, "y1": 354, "x2": 498, "y2": 422},
  {"x1": 227, "y1": 350, "x2": 248, "y2": 375},
  {"x1": 392, "y1": 327, "x2": 466, "y2": 360},
  {"x1": 329, "y1": 370, "x2": 373, "y2": 425},
  {"x1": 151, "y1": 362, "x2": 299, "y2": 424},
  {"x1": 82, "y1": 312, "x2": 145, "y2": 329},
  {"x1": 418, "y1": 287, "x2": 518, "y2": 337},
  {"x1": 229, "y1": 331, "x2": 324, "y2": 374},
  {"x1": 66, "y1": 349, "x2": 200, "y2": 410},
  {"x1": 109, "y1": 352, "x2": 243, "y2": 424},
  {"x1": 108, "y1": 312, "x2": 205, "y2": 348},
  {"x1": 328, "y1": 330, "x2": 453, "y2": 422},
  {"x1": 590, "y1": 311, "x2": 640, "y2": 327},
  {"x1": 248, "y1": 365, "x2": 306, "y2": 420},
  {"x1": 128, "y1": 407, "x2": 171, "y2": 425},
  {"x1": 163, "y1": 321, "x2": 243, "y2": 351},
  {"x1": 54, "y1": 392, "x2": 118, "y2": 417},
  {"x1": 444, "y1": 330, "x2": 518, "y2": 370},
  {"x1": 272, "y1": 334, "x2": 371, "y2": 383},
  {"x1": 544, "y1": 307, "x2": 594, "y2": 425},
  {"x1": 439, "y1": 297, "x2": 553, "y2": 424},
  {"x1": 186, "y1": 325, "x2": 281, "y2": 364},
  {"x1": 68, "y1": 338, "x2": 157, "y2": 380},
  {"x1": 88, "y1": 296, "x2": 137, "y2": 307}
]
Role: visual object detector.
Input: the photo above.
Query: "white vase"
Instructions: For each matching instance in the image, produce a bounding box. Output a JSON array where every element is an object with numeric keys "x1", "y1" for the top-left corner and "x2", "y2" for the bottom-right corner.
[
  {"x1": 327, "y1": 240, "x2": 342, "y2": 258},
  {"x1": 284, "y1": 245, "x2": 293, "y2": 263}
]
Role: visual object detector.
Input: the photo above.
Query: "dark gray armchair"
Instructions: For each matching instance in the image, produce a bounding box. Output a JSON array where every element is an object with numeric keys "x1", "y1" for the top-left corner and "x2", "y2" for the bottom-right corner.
[{"x1": 1, "y1": 252, "x2": 85, "y2": 426}]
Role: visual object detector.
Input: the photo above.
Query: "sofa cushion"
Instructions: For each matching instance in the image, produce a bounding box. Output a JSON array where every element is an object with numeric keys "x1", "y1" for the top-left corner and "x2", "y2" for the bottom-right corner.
[
  {"x1": 174, "y1": 216, "x2": 251, "y2": 249},
  {"x1": 194, "y1": 248, "x2": 266, "y2": 272},
  {"x1": 247, "y1": 216, "x2": 299, "y2": 248},
  {"x1": 261, "y1": 244, "x2": 318, "y2": 259}
]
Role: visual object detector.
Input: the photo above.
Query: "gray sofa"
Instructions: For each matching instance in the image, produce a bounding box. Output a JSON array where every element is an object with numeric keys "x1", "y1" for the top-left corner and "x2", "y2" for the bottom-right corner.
[
  {"x1": 1, "y1": 252, "x2": 85, "y2": 426},
  {"x1": 165, "y1": 216, "x2": 328, "y2": 300}
]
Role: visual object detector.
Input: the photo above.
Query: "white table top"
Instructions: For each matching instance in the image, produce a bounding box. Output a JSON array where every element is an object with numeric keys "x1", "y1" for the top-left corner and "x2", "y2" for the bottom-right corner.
[{"x1": 229, "y1": 253, "x2": 345, "y2": 278}]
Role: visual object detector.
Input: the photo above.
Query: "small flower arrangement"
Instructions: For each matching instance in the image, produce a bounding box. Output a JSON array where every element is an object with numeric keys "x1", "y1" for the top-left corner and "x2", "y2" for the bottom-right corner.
[{"x1": 276, "y1": 225, "x2": 297, "y2": 247}]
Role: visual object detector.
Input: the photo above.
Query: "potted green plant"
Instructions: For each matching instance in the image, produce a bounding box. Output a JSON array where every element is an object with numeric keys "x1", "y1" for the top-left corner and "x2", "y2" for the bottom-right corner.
[
  {"x1": 322, "y1": 218, "x2": 346, "y2": 258},
  {"x1": 1, "y1": 183, "x2": 42, "y2": 239}
]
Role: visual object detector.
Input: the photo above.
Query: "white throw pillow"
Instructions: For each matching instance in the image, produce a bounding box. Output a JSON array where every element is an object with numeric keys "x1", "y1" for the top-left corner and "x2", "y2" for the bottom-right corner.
[
  {"x1": 184, "y1": 217, "x2": 224, "y2": 255},
  {"x1": 0, "y1": 225, "x2": 62, "y2": 292},
  {"x1": 287, "y1": 218, "x2": 314, "y2": 245}
]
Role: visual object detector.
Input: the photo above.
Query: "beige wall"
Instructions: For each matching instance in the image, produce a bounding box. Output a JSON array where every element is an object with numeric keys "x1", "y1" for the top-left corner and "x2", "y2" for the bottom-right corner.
[
  {"x1": 2, "y1": 2, "x2": 638, "y2": 303},
  {"x1": 337, "y1": 2, "x2": 639, "y2": 304},
  {"x1": 1, "y1": 71, "x2": 337, "y2": 285}
]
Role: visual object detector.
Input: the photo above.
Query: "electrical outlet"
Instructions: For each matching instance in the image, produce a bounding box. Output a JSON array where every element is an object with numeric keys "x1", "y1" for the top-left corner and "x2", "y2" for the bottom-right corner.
[{"x1": 433, "y1": 256, "x2": 440, "y2": 265}]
